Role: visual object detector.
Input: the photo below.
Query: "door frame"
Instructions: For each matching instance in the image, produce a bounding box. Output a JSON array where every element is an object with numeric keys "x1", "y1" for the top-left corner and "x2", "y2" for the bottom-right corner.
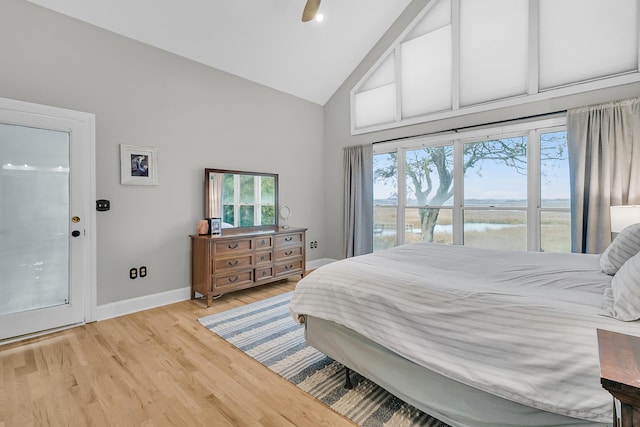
[{"x1": 0, "y1": 96, "x2": 97, "y2": 330}]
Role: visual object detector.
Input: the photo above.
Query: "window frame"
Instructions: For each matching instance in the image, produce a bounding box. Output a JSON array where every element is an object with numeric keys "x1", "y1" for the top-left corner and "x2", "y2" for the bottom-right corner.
[{"x1": 373, "y1": 116, "x2": 568, "y2": 251}]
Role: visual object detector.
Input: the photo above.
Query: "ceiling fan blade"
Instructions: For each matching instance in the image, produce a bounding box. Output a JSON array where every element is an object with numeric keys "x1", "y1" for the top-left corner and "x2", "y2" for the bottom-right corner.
[{"x1": 302, "y1": 0, "x2": 321, "y2": 22}]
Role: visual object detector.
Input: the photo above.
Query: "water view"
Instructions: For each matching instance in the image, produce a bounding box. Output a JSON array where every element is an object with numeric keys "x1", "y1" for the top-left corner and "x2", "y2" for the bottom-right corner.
[{"x1": 374, "y1": 199, "x2": 571, "y2": 253}]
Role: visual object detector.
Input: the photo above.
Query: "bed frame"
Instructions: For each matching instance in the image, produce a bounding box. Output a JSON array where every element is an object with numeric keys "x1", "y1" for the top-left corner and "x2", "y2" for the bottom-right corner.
[{"x1": 304, "y1": 315, "x2": 609, "y2": 427}]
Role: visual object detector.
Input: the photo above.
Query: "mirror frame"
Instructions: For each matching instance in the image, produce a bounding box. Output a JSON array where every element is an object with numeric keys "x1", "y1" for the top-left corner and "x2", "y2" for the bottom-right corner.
[{"x1": 204, "y1": 168, "x2": 279, "y2": 230}]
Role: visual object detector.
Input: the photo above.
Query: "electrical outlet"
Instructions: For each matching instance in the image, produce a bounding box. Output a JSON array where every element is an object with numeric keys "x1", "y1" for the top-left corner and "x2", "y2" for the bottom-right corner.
[
  {"x1": 129, "y1": 268, "x2": 137, "y2": 279},
  {"x1": 139, "y1": 266, "x2": 147, "y2": 277},
  {"x1": 96, "y1": 199, "x2": 110, "y2": 211},
  {"x1": 310, "y1": 241, "x2": 318, "y2": 249}
]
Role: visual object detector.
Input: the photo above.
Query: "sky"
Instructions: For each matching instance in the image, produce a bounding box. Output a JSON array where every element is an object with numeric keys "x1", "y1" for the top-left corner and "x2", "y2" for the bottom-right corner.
[{"x1": 374, "y1": 132, "x2": 570, "y2": 204}]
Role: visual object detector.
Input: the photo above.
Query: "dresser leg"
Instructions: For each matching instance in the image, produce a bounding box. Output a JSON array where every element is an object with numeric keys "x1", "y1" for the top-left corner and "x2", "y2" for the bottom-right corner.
[{"x1": 206, "y1": 292, "x2": 214, "y2": 308}]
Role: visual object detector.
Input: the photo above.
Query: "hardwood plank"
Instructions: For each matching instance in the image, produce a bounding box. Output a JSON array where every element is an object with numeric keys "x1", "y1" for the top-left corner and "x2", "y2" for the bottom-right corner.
[{"x1": 0, "y1": 279, "x2": 356, "y2": 426}]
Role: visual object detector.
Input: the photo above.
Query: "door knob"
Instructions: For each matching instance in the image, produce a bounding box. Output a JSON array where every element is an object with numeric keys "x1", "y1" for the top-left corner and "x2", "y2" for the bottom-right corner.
[{"x1": 72, "y1": 230, "x2": 81, "y2": 237}]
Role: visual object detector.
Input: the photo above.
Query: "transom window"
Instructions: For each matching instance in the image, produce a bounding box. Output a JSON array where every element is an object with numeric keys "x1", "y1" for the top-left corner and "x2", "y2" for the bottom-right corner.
[
  {"x1": 353, "y1": 0, "x2": 640, "y2": 134},
  {"x1": 373, "y1": 118, "x2": 570, "y2": 252}
]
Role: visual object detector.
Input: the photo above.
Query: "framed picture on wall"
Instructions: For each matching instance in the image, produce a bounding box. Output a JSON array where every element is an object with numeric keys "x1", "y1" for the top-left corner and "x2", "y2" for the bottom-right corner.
[{"x1": 120, "y1": 144, "x2": 158, "y2": 185}]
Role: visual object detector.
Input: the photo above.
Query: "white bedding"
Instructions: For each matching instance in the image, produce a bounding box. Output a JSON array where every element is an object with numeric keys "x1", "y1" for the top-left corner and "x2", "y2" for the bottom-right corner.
[{"x1": 289, "y1": 242, "x2": 640, "y2": 423}]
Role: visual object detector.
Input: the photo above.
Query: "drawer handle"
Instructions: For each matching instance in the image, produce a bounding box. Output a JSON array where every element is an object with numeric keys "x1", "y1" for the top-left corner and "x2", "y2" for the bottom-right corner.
[
  {"x1": 262, "y1": 270, "x2": 268, "y2": 276},
  {"x1": 260, "y1": 239, "x2": 267, "y2": 246},
  {"x1": 285, "y1": 264, "x2": 293, "y2": 270},
  {"x1": 228, "y1": 242, "x2": 239, "y2": 249},
  {"x1": 284, "y1": 237, "x2": 293, "y2": 242},
  {"x1": 228, "y1": 260, "x2": 239, "y2": 267},
  {"x1": 285, "y1": 250, "x2": 293, "y2": 256},
  {"x1": 260, "y1": 255, "x2": 266, "y2": 261},
  {"x1": 228, "y1": 276, "x2": 238, "y2": 283}
]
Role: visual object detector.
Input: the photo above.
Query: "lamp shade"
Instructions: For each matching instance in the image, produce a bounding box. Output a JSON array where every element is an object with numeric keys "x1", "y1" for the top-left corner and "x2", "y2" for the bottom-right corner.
[{"x1": 610, "y1": 205, "x2": 640, "y2": 232}]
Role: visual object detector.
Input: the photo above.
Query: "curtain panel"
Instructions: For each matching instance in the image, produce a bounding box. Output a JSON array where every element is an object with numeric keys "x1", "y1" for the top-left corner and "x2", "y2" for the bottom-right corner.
[
  {"x1": 568, "y1": 97, "x2": 640, "y2": 254},
  {"x1": 343, "y1": 144, "x2": 373, "y2": 258}
]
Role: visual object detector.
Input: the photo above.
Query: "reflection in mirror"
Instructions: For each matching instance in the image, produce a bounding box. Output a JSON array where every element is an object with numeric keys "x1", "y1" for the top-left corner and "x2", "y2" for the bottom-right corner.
[{"x1": 205, "y1": 168, "x2": 278, "y2": 229}]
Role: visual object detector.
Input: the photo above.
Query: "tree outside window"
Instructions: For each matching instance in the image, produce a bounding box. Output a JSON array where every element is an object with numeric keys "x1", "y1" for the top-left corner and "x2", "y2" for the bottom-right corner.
[{"x1": 373, "y1": 124, "x2": 570, "y2": 252}]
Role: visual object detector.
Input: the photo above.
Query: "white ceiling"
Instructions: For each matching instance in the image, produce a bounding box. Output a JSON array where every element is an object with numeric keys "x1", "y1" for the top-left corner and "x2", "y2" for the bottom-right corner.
[{"x1": 25, "y1": 0, "x2": 413, "y2": 105}]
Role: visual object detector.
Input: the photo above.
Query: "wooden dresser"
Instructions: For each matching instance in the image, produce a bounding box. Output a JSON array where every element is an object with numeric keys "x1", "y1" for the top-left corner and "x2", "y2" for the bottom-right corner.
[
  {"x1": 597, "y1": 329, "x2": 640, "y2": 426},
  {"x1": 190, "y1": 227, "x2": 306, "y2": 306}
]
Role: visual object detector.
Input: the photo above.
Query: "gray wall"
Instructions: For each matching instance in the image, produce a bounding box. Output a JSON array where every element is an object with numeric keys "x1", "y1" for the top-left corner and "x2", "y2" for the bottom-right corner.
[
  {"x1": 1, "y1": 0, "x2": 327, "y2": 305},
  {"x1": 322, "y1": 0, "x2": 640, "y2": 259}
]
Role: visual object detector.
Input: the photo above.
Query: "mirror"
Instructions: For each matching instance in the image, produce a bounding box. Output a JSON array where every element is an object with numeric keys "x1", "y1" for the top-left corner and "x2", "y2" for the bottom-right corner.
[
  {"x1": 280, "y1": 205, "x2": 291, "y2": 229},
  {"x1": 205, "y1": 168, "x2": 279, "y2": 229}
]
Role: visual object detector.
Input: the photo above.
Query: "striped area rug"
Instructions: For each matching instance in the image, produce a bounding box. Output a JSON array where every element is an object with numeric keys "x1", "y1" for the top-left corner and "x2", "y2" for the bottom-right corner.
[{"x1": 198, "y1": 292, "x2": 446, "y2": 427}]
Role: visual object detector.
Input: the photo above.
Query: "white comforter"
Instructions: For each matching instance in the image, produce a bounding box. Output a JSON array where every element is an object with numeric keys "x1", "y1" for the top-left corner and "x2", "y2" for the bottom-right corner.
[{"x1": 289, "y1": 242, "x2": 640, "y2": 423}]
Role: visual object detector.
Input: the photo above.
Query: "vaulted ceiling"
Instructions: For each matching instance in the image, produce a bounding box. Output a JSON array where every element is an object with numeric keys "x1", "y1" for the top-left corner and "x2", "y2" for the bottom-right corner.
[{"x1": 25, "y1": 0, "x2": 413, "y2": 105}]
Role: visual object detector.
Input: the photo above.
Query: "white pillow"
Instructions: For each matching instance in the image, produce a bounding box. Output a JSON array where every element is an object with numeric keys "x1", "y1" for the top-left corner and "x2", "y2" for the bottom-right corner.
[
  {"x1": 600, "y1": 223, "x2": 640, "y2": 275},
  {"x1": 607, "y1": 251, "x2": 640, "y2": 321}
]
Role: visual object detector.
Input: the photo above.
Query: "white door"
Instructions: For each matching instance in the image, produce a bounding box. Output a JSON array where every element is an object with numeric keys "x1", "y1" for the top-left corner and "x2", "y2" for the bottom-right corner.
[{"x1": 0, "y1": 98, "x2": 95, "y2": 341}]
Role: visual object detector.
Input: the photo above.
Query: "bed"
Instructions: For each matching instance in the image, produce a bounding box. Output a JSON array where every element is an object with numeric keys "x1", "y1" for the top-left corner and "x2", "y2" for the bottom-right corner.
[{"x1": 289, "y1": 231, "x2": 640, "y2": 427}]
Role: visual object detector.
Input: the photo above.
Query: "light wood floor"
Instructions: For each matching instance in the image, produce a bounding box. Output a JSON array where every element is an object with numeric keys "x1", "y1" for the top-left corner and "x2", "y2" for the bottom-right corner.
[{"x1": 0, "y1": 279, "x2": 357, "y2": 427}]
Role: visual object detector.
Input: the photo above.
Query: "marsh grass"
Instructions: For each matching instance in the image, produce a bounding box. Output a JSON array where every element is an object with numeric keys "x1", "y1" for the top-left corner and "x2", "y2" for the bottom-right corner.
[{"x1": 374, "y1": 208, "x2": 571, "y2": 252}]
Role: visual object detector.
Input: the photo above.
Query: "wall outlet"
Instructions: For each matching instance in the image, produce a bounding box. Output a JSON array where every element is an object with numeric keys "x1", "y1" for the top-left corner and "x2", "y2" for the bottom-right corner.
[
  {"x1": 310, "y1": 241, "x2": 318, "y2": 249},
  {"x1": 129, "y1": 268, "x2": 137, "y2": 279},
  {"x1": 139, "y1": 266, "x2": 147, "y2": 277}
]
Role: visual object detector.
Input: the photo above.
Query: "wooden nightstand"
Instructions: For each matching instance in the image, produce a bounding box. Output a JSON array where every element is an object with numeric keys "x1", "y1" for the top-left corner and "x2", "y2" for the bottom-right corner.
[{"x1": 597, "y1": 329, "x2": 640, "y2": 426}]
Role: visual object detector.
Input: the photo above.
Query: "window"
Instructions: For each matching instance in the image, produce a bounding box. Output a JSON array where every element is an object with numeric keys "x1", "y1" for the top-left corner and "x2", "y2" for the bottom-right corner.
[
  {"x1": 354, "y1": 53, "x2": 397, "y2": 129},
  {"x1": 463, "y1": 136, "x2": 528, "y2": 250},
  {"x1": 539, "y1": 130, "x2": 571, "y2": 252},
  {"x1": 372, "y1": 117, "x2": 571, "y2": 252},
  {"x1": 351, "y1": 0, "x2": 640, "y2": 135},
  {"x1": 538, "y1": 0, "x2": 637, "y2": 89},
  {"x1": 373, "y1": 153, "x2": 398, "y2": 251},
  {"x1": 459, "y1": 0, "x2": 528, "y2": 106},
  {"x1": 405, "y1": 145, "x2": 454, "y2": 244},
  {"x1": 401, "y1": 0, "x2": 452, "y2": 117}
]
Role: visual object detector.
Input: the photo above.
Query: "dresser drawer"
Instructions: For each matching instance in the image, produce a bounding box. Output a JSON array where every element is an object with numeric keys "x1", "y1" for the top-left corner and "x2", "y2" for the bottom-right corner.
[
  {"x1": 214, "y1": 238, "x2": 252, "y2": 255},
  {"x1": 255, "y1": 266, "x2": 274, "y2": 281},
  {"x1": 275, "y1": 233, "x2": 303, "y2": 248},
  {"x1": 213, "y1": 254, "x2": 253, "y2": 272},
  {"x1": 275, "y1": 246, "x2": 302, "y2": 260},
  {"x1": 213, "y1": 270, "x2": 253, "y2": 289},
  {"x1": 253, "y1": 236, "x2": 273, "y2": 250},
  {"x1": 255, "y1": 250, "x2": 273, "y2": 265},
  {"x1": 275, "y1": 259, "x2": 303, "y2": 276}
]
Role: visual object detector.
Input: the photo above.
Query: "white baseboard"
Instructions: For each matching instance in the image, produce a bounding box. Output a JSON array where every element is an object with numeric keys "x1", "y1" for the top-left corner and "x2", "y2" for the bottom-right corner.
[
  {"x1": 96, "y1": 286, "x2": 191, "y2": 321},
  {"x1": 307, "y1": 258, "x2": 337, "y2": 270},
  {"x1": 95, "y1": 261, "x2": 337, "y2": 322}
]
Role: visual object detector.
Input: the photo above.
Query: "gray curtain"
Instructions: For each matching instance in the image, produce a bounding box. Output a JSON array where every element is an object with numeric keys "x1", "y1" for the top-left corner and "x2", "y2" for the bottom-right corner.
[
  {"x1": 344, "y1": 144, "x2": 373, "y2": 258},
  {"x1": 568, "y1": 97, "x2": 640, "y2": 254}
]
